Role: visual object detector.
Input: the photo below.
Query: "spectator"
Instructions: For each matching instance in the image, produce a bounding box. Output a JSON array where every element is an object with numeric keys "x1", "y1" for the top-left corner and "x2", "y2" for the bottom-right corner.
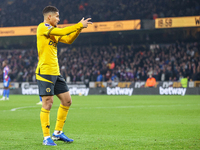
[
  {"x1": 63, "y1": 19, "x2": 68, "y2": 24},
  {"x1": 146, "y1": 74, "x2": 156, "y2": 87},
  {"x1": 140, "y1": 71, "x2": 147, "y2": 81},
  {"x1": 181, "y1": 76, "x2": 188, "y2": 88},
  {"x1": 96, "y1": 71, "x2": 103, "y2": 81},
  {"x1": 111, "y1": 73, "x2": 117, "y2": 81},
  {"x1": 0, "y1": 41, "x2": 199, "y2": 83}
]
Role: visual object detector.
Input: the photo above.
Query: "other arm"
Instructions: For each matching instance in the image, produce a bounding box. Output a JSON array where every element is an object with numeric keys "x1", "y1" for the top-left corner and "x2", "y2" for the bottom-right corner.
[{"x1": 58, "y1": 29, "x2": 82, "y2": 44}]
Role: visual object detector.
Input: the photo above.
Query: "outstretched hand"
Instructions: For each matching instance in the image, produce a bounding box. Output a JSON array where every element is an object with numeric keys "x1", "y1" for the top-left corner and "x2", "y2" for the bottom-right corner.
[{"x1": 79, "y1": 17, "x2": 92, "y2": 28}]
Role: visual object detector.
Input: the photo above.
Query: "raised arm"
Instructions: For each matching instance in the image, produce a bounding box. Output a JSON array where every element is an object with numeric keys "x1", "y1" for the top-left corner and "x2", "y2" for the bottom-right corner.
[
  {"x1": 49, "y1": 23, "x2": 83, "y2": 36},
  {"x1": 49, "y1": 17, "x2": 92, "y2": 36},
  {"x1": 55, "y1": 18, "x2": 92, "y2": 44}
]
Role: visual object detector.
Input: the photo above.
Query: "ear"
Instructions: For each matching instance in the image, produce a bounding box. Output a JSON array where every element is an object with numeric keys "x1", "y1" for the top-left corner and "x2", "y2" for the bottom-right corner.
[{"x1": 48, "y1": 14, "x2": 51, "y2": 20}]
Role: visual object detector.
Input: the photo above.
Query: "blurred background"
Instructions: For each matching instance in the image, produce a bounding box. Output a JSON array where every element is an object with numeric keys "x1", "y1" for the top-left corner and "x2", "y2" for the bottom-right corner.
[{"x1": 0, "y1": 0, "x2": 200, "y2": 93}]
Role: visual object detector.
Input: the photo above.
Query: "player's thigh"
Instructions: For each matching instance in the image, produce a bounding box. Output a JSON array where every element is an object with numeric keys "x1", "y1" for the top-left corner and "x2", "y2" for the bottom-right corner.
[
  {"x1": 56, "y1": 91, "x2": 72, "y2": 106},
  {"x1": 54, "y1": 76, "x2": 71, "y2": 106},
  {"x1": 36, "y1": 74, "x2": 57, "y2": 109}
]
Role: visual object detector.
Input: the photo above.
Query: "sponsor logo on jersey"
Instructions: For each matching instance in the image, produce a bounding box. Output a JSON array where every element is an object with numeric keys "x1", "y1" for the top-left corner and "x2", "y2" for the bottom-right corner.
[{"x1": 49, "y1": 40, "x2": 57, "y2": 47}]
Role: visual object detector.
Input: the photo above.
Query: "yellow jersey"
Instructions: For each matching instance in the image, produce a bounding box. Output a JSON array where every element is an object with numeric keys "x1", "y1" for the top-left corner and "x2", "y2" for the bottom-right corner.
[{"x1": 36, "y1": 22, "x2": 83, "y2": 75}]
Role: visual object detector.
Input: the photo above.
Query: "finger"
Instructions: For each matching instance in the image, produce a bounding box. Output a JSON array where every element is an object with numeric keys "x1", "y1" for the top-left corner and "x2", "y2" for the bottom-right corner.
[
  {"x1": 86, "y1": 18, "x2": 92, "y2": 21},
  {"x1": 81, "y1": 17, "x2": 84, "y2": 21},
  {"x1": 87, "y1": 21, "x2": 93, "y2": 24}
]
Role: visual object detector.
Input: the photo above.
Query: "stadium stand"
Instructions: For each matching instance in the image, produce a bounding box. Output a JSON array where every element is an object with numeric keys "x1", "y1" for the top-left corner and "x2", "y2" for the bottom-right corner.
[
  {"x1": 0, "y1": 41, "x2": 199, "y2": 82},
  {"x1": 0, "y1": 0, "x2": 199, "y2": 27},
  {"x1": 0, "y1": 0, "x2": 199, "y2": 83}
]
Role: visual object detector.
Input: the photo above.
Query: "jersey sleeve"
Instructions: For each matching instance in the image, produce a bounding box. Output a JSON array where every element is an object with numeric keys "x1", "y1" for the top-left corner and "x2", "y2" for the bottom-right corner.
[
  {"x1": 37, "y1": 23, "x2": 55, "y2": 36},
  {"x1": 49, "y1": 23, "x2": 83, "y2": 36},
  {"x1": 38, "y1": 22, "x2": 83, "y2": 37},
  {"x1": 58, "y1": 29, "x2": 82, "y2": 44}
]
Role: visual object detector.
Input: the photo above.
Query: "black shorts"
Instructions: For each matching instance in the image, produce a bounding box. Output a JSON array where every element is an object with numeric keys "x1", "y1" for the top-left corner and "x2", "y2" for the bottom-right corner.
[{"x1": 36, "y1": 74, "x2": 69, "y2": 96}]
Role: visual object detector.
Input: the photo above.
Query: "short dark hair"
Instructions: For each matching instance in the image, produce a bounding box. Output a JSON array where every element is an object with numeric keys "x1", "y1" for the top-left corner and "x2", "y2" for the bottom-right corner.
[
  {"x1": 3, "y1": 60, "x2": 8, "y2": 65},
  {"x1": 42, "y1": 6, "x2": 59, "y2": 15}
]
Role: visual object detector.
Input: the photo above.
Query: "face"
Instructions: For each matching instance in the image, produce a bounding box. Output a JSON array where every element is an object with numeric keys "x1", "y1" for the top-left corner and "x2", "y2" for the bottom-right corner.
[
  {"x1": 49, "y1": 12, "x2": 60, "y2": 27},
  {"x1": 2, "y1": 61, "x2": 6, "y2": 67}
]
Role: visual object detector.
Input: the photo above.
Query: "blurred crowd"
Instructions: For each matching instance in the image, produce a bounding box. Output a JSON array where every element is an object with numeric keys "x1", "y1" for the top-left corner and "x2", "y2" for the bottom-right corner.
[
  {"x1": 0, "y1": 49, "x2": 38, "y2": 82},
  {"x1": 0, "y1": 0, "x2": 199, "y2": 27},
  {"x1": 0, "y1": 41, "x2": 200, "y2": 84}
]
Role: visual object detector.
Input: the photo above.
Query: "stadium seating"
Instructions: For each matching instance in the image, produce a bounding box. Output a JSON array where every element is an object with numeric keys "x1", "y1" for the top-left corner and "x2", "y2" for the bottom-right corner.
[
  {"x1": 0, "y1": 42, "x2": 199, "y2": 82},
  {"x1": 0, "y1": 0, "x2": 199, "y2": 27}
]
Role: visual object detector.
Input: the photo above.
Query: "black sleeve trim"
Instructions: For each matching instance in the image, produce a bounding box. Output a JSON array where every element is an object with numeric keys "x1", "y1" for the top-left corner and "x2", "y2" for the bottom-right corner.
[
  {"x1": 47, "y1": 27, "x2": 55, "y2": 37},
  {"x1": 58, "y1": 36, "x2": 63, "y2": 42}
]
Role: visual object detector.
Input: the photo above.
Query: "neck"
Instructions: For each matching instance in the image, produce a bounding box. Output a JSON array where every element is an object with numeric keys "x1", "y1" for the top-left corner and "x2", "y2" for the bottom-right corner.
[{"x1": 44, "y1": 19, "x2": 50, "y2": 24}]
